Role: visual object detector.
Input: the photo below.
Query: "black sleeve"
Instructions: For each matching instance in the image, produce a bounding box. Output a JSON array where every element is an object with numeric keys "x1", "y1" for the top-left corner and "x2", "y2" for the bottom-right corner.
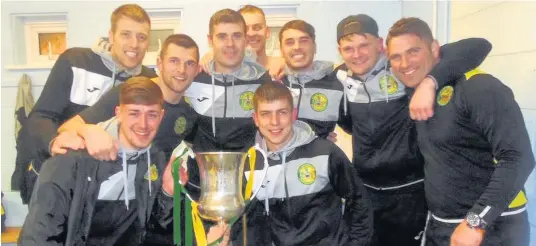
[
  {"x1": 26, "y1": 51, "x2": 75, "y2": 155},
  {"x1": 337, "y1": 95, "x2": 352, "y2": 134},
  {"x1": 328, "y1": 144, "x2": 373, "y2": 245},
  {"x1": 183, "y1": 110, "x2": 199, "y2": 144},
  {"x1": 18, "y1": 155, "x2": 77, "y2": 246},
  {"x1": 429, "y1": 38, "x2": 492, "y2": 87},
  {"x1": 79, "y1": 86, "x2": 121, "y2": 124},
  {"x1": 462, "y1": 74, "x2": 535, "y2": 225},
  {"x1": 151, "y1": 190, "x2": 174, "y2": 228}
]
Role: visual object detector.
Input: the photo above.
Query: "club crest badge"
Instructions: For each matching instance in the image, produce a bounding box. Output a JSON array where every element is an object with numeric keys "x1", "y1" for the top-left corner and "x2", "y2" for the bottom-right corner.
[
  {"x1": 379, "y1": 75, "x2": 399, "y2": 95},
  {"x1": 310, "y1": 93, "x2": 328, "y2": 112},
  {"x1": 239, "y1": 91, "x2": 254, "y2": 111},
  {"x1": 437, "y1": 86, "x2": 454, "y2": 106},
  {"x1": 298, "y1": 163, "x2": 316, "y2": 185}
]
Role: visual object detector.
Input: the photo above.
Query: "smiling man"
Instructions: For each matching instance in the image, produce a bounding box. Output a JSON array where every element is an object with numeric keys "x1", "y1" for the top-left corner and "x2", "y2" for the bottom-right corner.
[
  {"x1": 14, "y1": 4, "x2": 158, "y2": 205},
  {"x1": 278, "y1": 20, "x2": 344, "y2": 139},
  {"x1": 238, "y1": 5, "x2": 286, "y2": 70},
  {"x1": 19, "y1": 77, "x2": 173, "y2": 246},
  {"x1": 334, "y1": 14, "x2": 493, "y2": 246},
  {"x1": 200, "y1": 5, "x2": 286, "y2": 78},
  {"x1": 387, "y1": 17, "x2": 534, "y2": 246},
  {"x1": 185, "y1": 8, "x2": 271, "y2": 153},
  {"x1": 238, "y1": 82, "x2": 372, "y2": 245}
]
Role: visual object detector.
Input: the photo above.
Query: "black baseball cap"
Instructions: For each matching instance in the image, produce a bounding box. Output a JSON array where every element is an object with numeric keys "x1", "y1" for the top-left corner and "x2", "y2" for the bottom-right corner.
[{"x1": 337, "y1": 14, "x2": 379, "y2": 42}]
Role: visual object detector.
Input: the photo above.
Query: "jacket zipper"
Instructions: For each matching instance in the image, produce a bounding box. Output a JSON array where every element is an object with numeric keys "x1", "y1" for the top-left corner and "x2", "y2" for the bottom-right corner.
[
  {"x1": 223, "y1": 75, "x2": 228, "y2": 118},
  {"x1": 282, "y1": 154, "x2": 292, "y2": 221},
  {"x1": 296, "y1": 77, "x2": 303, "y2": 118},
  {"x1": 362, "y1": 82, "x2": 376, "y2": 130}
]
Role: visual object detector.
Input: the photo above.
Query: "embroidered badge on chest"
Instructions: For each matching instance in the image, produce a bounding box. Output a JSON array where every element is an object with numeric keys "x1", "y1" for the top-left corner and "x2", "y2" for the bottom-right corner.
[
  {"x1": 174, "y1": 116, "x2": 187, "y2": 135},
  {"x1": 379, "y1": 75, "x2": 399, "y2": 95},
  {"x1": 239, "y1": 91, "x2": 254, "y2": 111},
  {"x1": 310, "y1": 93, "x2": 328, "y2": 112},
  {"x1": 437, "y1": 86, "x2": 454, "y2": 106},
  {"x1": 145, "y1": 164, "x2": 159, "y2": 181},
  {"x1": 297, "y1": 163, "x2": 317, "y2": 185}
]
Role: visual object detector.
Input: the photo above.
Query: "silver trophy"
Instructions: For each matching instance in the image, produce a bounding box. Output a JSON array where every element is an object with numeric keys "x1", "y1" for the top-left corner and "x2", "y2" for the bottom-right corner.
[{"x1": 173, "y1": 142, "x2": 268, "y2": 244}]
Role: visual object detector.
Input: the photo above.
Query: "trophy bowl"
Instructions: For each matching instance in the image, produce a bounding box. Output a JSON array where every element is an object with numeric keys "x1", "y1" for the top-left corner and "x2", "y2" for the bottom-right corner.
[{"x1": 195, "y1": 151, "x2": 248, "y2": 223}]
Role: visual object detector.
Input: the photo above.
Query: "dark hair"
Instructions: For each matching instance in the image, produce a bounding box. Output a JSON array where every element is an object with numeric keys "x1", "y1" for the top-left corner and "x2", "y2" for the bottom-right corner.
[
  {"x1": 120, "y1": 76, "x2": 163, "y2": 106},
  {"x1": 110, "y1": 4, "x2": 151, "y2": 33},
  {"x1": 254, "y1": 82, "x2": 293, "y2": 111},
  {"x1": 279, "y1": 20, "x2": 316, "y2": 43},
  {"x1": 160, "y1": 34, "x2": 200, "y2": 62},
  {"x1": 209, "y1": 9, "x2": 246, "y2": 36},
  {"x1": 386, "y1": 17, "x2": 434, "y2": 46}
]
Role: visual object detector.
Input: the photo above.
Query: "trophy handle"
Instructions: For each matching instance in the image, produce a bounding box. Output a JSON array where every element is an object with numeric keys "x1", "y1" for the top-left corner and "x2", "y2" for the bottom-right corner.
[{"x1": 248, "y1": 143, "x2": 269, "y2": 201}]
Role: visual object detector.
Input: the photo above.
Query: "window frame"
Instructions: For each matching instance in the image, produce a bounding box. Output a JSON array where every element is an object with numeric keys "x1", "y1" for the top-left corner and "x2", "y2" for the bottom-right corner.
[
  {"x1": 143, "y1": 11, "x2": 182, "y2": 66},
  {"x1": 24, "y1": 21, "x2": 67, "y2": 67}
]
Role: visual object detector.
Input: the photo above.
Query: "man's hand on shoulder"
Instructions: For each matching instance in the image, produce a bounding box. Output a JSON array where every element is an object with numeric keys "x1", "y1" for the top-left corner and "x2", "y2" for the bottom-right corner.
[
  {"x1": 50, "y1": 131, "x2": 86, "y2": 156},
  {"x1": 80, "y1": 124, "x2": 119, "y2": 161},
  {"x1": 268, "y1": 56, "x2": 286, "y2": 82},
  {"x1": 199, "y1": 51, "x2": 214, "y2": 75},
  {"x1": 409, "y1": 76, "x2": 437, "y2": 121}
]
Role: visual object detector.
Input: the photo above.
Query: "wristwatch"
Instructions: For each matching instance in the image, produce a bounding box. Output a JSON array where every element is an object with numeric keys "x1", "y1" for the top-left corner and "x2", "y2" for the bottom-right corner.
[{"x1": 465, "y1": 212, "x2": 488, "y2": 230}]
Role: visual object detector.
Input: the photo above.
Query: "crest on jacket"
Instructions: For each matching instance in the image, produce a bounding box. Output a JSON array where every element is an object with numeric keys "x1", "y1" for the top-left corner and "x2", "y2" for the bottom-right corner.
[
  {"x1": 379, "y1": 75, "x2": 398, "y2": 95},
  {"x1": 145, "y1": 164, "x2": 159, "y2": 181},
  {"x1": 174, "y1": 116, "x2": 187, "y2": 135},
  {"x1": 298, "y1": 163, "x2": 316, "y2": 185},
  {"x1": 310, "y1": 93, "x2": 328, "y2": 112},
  {"x1": 437, "y1": 86, "x2": 454, "y2": 106},
  {"x1": 239, "y1": 91, "x2": 254, "y2": 111}
]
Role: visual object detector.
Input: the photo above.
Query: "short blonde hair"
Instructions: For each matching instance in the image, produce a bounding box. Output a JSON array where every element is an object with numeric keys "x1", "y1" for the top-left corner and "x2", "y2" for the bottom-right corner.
[{"x1": 111, "y1": 4, "x2": 151, "y2": 33}]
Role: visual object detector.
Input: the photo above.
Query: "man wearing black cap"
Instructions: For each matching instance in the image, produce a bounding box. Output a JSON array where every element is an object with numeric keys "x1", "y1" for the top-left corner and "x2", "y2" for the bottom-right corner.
[{"x1": 334, "y1": 14, "x2": 492, "y2": 246}]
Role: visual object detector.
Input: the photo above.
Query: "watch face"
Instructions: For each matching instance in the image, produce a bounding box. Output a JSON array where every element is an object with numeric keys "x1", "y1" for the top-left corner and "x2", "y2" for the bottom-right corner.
[{"x1": 466, "y1": 213, "x2": 481, "y2": 227}]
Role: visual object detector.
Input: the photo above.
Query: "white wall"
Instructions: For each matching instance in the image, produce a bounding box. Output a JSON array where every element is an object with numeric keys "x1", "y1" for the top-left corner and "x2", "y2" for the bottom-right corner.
[{"x1": 450, "y1": 1, "x2": 536, "y2": 244}]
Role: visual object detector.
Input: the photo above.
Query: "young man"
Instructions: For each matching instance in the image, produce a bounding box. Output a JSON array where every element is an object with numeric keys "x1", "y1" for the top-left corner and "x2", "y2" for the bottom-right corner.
[
  {"x1": 184, "y1": 8, "x2": 271, "y2": 153},
  {"x1": 18, "y1": 77, "x2": 172, "y2": 246},
  {"x1": 238, "y1": 82, "x2": 372, "y2": 245},
  {"x1": 14, "y1": 4, "x2": 157, "y2": 204},
  {"x1": 54, "y1": 34, "x2": 200, "y2": 246},
  {"x1": 238, "y1": 5, "x2": 285, "y2": 71},
  {"x1": 278, "y1": 20, "x2": 344, "y2": 139},
  {"x1": 387, "y1": 17, "x2": 534, "y2": 246},
  {"x1": 200, "y1": 5, "x2": 285, "y2": 78},
  {"x1": 176, "y1": 8, "x2": 272, "y2": 246},
  {"x1": 20, "y1": 77, "x2": 229, "y2": 246},
  {"x1": 334, "y1": 14, "x2": 492, "y2": 246}
]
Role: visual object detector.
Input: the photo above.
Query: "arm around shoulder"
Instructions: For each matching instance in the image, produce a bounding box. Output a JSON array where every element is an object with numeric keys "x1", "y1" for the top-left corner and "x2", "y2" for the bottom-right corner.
[{"x1": 429, "y1": 38, "x2": 492, "y2": 87}]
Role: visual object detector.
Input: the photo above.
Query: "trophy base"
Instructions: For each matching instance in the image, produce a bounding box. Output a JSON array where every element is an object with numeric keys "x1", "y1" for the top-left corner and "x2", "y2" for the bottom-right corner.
[{"x1": 198, "y1": 196, "x2": 244, "y2": 223}]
